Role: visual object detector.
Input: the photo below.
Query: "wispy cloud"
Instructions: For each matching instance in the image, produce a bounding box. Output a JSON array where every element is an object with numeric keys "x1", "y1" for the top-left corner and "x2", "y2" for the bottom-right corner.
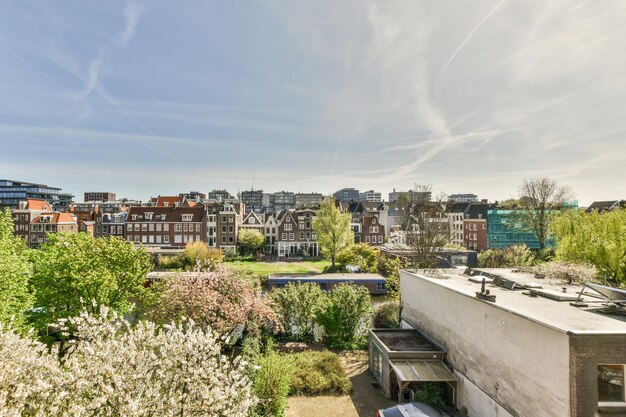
[{"x1": 79, "y1": 1, "x2": 144, "y2": 99}]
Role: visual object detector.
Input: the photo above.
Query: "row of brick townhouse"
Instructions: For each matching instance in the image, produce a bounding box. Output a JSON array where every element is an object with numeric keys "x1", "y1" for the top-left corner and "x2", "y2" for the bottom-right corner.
[
  {"x1": 125, "y1": 206, "x2": 207, "y2": 247},
  {"x1": 12, "y1": 199, "x2": 79, "y2": 248}
]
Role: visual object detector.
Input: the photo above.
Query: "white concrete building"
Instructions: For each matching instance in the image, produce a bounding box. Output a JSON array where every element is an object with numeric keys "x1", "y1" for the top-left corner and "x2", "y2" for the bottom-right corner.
[{"x1": 399, "y1": 268, "x2": 626, "y2": 417}]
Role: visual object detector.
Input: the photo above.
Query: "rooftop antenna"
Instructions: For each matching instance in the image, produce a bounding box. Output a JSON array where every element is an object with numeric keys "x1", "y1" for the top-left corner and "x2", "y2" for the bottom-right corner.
[{"x1": 252, "y1": 172, "x2": 255, "y2": 191}]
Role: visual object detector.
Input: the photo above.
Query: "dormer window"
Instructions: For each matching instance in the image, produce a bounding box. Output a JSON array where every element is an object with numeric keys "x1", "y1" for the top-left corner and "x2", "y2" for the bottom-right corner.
[
  {"x1": 163, "y1": 202, "x2": 169, "y2": 207},
  {"x1": 145, "y1": 212, "x2": 153, "y2": 221},
  {"x1": 174, "y1": 202, "x2": 180, "y2": 207},
  {"x1": 132, "y1": 215, "x2": 137, "y2": 220},
  {"x1": 249, "y1": 218, "x2": 255, "y2": 224},
  {"x1": 182, "y1": 214, "x2": 193, "y2": 221}
]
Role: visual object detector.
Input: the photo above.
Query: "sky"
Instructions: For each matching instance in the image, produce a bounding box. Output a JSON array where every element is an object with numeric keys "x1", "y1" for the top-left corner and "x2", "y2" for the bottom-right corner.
[{"x1": 1, "y1": 1, "x2": 625, "y2": 206}]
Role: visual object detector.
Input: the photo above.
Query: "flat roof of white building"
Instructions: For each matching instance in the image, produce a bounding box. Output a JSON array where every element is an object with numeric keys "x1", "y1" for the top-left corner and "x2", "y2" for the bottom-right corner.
[{"x1": 402, "y1": 268, "x2": 626, "y2": 335}]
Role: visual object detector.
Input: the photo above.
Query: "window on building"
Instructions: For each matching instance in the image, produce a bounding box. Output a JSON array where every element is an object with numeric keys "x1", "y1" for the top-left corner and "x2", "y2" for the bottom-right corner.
[
  {"x1": 196, "y1": 235, "x2": 200, "y2": 242},
  {"x1": 196, "y1": 224, "x2": 201, "y2": 232},
  {"x1": 598, "y1": 365, "x2": 625, "y2": 403},
  {"x1": 228, "y1": 236, "x2": 234, "y2": 243},
  {"x1": 175, "y1": 235, "x2": 182, "y2": 243},
  {"x1": 281, "y1": 233, "x2": 287, "y2": 240},
  {"x1": 378, "y1": 235, "x2": 383, "y2": 243},
  {"x1": 183, "y1": 224, "x2": 188, "y2": 232},
  {"x1": 127, "y1": 224, "x2": 132, "y2": 231},
  {"x1": 289, "y1": 233, "x2": 294, "y2": 241},
  {"x1": 228, "y1": 216, "x2": 233, "y2": 223},
  {"x1": 222, "y1": 236, "x2": 227, "y2": 244},
  {"x1": 141, "y1": 224, "x2": 147, "y2": 232},
  {"x1": 285, "y1": 223, "x2": 292, "y2": 231},
  {"x1": 127, "y1": 236, "x2": 132, "y2": 242},
  {"x1": 156, "y1": 235, "x2": 162, "y2": 244},
  {"x1": 229, "y1": 226, "x2": 234, "y2": 233},
  {"x1": 141, "y1": 235, "x2": 147, "y2": 243},
  {"x1": 156, "y1": 223, "x2": 162, "y2": 232},
  {"x1": 163, "y1": 235, "x2": 170, "y2": 243},
  {"x1": 366, "y1": 236, "x2": 371, "y2": 243},
  {"x1": 149, "y1": 223, "x2": 154, "y2": 231},
  {"x1": 148, "y1": 235, "x2": 154, "y2": 244},
  {"x1": 174, "y1": 224, "x2": 182, "y2": 232},
  {"x1": 182, "y1": 214, "x2": 193, "y2": 221},
  {"x1": 164, "y1": 224, "x2": 169, "y2": 232}
]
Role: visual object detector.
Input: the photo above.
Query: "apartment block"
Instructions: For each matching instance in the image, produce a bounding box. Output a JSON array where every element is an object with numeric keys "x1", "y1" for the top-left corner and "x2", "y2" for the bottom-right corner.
[
  {"x1": 84, "y1": 192, "x2": 116, "y2": 202},
  {"x1": 125, "y1": 206, "x2": 206, "y2": 248}
]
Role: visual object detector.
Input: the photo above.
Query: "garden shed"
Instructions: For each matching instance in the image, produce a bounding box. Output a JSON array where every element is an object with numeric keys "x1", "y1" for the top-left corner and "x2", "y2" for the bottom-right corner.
[{"x1": 369, "y1": 328, "x2": 456, "y2": 404}]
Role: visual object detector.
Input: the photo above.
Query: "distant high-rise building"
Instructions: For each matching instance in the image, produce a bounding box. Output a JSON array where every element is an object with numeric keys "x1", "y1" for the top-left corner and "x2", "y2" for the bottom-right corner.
[
  {"x1": 179, "y1": 191, "x2": 206, "y2": 203},
  {"x1": 295, "y1": 192, "x2": 323, "y2": 208},
  {"x1": 84, "y1": 192, "x2": 116, "y2": 202},
  {"x1": 0, "y1": 179, "x2": 65, "y2": 210},
  {"x1": 388, "y1": 188, "x2": 431, "y2": 203},
  {"x1": 333, "y1": 188, "x2": 360, "y2": 202},
  {"x1": 262, "y1": 193, "x2": 275, "y2": 213},
  {"x1": 240, "y1": 189, "x2": 264, "y2": 213},
  {"x1": 273, "y1": 191, "x2": 295, "y2": 213},
  {"x1": 207, "y1": 189, "x2": 233, "y2": 202},
  {"x1": 448, "y1": 193, "x2": 478, "y2": 203},
  {"x1": 359, "y1": 190, "x2": 382, "y2": 203}
]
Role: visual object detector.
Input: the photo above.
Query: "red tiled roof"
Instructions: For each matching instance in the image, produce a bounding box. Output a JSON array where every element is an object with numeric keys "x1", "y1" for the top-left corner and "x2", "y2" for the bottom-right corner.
[{"x1": 25, "y1": 199, "x2": 51, "y2": 211}]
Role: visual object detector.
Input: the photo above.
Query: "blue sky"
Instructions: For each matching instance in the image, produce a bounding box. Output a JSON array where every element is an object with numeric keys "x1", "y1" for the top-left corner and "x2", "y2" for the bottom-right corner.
[{"x1": 1, "y1": 1, "x2": 625, "y2": 205}]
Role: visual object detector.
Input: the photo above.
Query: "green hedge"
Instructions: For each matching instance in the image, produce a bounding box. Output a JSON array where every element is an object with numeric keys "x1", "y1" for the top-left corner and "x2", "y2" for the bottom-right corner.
[{"x1": 289, "y1": 351, "x2": 351, "y2": 395}]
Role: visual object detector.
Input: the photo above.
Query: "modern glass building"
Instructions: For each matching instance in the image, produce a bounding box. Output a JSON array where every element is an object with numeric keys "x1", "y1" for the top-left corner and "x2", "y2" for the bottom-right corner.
[
  {"x1": 0, "y1": 179, "x2": 67, "y2": 209},
  {"x1": 487, "y1": 209, "x2": 547, "y2": 249}
]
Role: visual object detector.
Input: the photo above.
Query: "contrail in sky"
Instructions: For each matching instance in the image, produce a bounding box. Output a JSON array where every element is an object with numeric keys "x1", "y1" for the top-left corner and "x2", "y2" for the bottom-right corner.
[{"x1": 433, "y1": 0, "x2": 506, "y2": 90}]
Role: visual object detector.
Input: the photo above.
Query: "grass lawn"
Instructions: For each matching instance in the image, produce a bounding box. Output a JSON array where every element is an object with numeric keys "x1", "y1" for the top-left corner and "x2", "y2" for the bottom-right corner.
[{"x1": 226, "y1": 259, "x2": 334, "y2": 276}]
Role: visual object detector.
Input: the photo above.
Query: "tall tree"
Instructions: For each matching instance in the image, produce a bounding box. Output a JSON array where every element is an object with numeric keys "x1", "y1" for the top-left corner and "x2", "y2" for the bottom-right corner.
[
  {"x1": 399, "y1": 185, "x2": 450, "y2": 268},
  {"x1": 512, "y1": 177, "x2": 574, "y2": 250},
  {"x1": 30, "y1": 233, "x2": 153, "y2": 330},
  {"x1": 554, "y1": 209, "x2": 626, "y2": 286},
  {"x1": 313, "y1": 197, "x2": 353, "y2": 268},
  {"x1": 0, "y1": 208, "x2": 32, "y2": 330}
]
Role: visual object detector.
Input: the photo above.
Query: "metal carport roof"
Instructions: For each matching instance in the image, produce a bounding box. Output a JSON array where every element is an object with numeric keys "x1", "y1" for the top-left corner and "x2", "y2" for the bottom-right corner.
[{"x1": 390, "y1": 360, "x2": 457, "y2": 383}]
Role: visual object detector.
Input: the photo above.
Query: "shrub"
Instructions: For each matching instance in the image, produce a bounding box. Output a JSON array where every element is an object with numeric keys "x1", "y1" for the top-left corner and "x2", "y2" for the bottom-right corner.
[
  {"x1": 254, "y1": 349, "x2": 292, "y2": 417},
  {"x1": 0, "y1": 307, "x2": 256, "y2": 417},
  {"x1": 377, "y1": 254, "x2": 403, "y2": 300},
  {"x1": 270, "y1": 283, "x2": 325, "y2": 342},
  {"x1": 477, "y1": 245, "x2": 534, "y2": 268},
  {"x1": 373, "y1": 301, "x2": 401, "y2": 328},
  {"x1": 336, "y1": 243, "x2": 379, "y2": 272},
  {"x1": 318, "y1": 283, "x2": 373, "y2": 349},
  {"x1": 150, "y1": 264, "x2": 280, "y2": 338},
  {"x1": 289, "y1": 350, "x2": 351, "y2": 395},
  {"x1": 184, "y1": 241, "x2": 224, "y2": 270},
  {"x1": 521, "y1": 261, "x2": 598, "y2": 284},
  {"x1": 413, "y1": 382, "x2": 446, "y2": 409}
]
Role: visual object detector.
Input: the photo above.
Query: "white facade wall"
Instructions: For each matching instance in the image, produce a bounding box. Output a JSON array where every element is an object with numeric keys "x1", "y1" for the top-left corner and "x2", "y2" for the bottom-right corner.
[{"x1": 400, "y1": 271, "x2": 571, "y2": 417}]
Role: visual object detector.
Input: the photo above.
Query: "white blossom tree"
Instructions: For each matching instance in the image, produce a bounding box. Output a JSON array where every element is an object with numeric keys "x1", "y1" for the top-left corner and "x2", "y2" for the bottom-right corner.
[{"x1": 0, "y1": 307, "x2": 256, "y2": 417}]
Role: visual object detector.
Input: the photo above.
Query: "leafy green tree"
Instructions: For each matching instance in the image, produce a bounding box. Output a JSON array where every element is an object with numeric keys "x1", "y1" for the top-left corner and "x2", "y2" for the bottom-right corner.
[
  {"x1": 183, "y1": 241, "x2": 223, "y2": 270},
  {"x1": 270, "y1": 282, "x2": 325, "y2": 341},
  {"x1": 336, "y1": 243, "x2": 379, "y2": 272},
  {"x1": 0, "y1": 209, "x2": 32, "y2": 330},
  {"x1": 554, "y1": 209, "x2": 626, "y2": 285},
  {"x1": 29, "y1": 233, "x2": 153, "y2": 330},
  {"x1": 318, "y1": 283, "x2": 372, "y2": 349},
  {"x1": 237, "y1": 228, "x2": 265, "y2": 255},
  {"x1": 313, "y1": 197, "x2": 353, "y2": 268},
  {"x1": 377, "y1": 253, "x2": 403, "y2": 300}
]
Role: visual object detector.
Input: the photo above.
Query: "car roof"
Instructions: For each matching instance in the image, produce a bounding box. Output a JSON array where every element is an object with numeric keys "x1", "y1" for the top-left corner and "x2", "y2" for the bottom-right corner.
[{"x1": 383, "y1": 402, "x2": 442, "y2": 417}]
